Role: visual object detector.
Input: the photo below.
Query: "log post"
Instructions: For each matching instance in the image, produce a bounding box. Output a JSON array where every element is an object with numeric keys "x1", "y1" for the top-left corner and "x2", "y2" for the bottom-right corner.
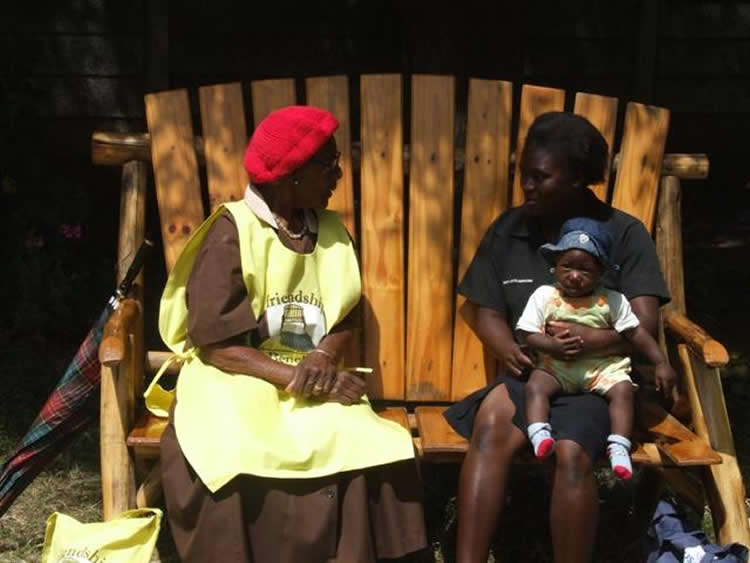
[
  {"x1": 657, "y1": 176, "x2": 750, "y2": 545},
  {"x1": 655, "y1": 175, "x2": 686, "y2": 315},
  {"x1": 100, "y1": 160, "x2": 147, "y2": 520},
  {"x1": 686, "y1": 350, "x2": 750, "y2": 545}
]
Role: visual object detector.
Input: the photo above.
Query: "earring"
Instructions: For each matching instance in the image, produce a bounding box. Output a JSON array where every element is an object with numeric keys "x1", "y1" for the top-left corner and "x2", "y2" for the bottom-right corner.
[{"x1": 292, "y1": 178, "x2": 300, "y2": 185}]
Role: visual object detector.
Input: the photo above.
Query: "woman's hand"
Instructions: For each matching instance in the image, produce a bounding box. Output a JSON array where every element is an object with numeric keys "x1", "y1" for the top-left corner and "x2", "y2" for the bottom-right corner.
[
  {"x1": 326, "y1": 370, "x2": 366, "y2": 405},
  {"x1": 654, "y1": 362, "x2": 677, "y2": 399},
  {"x1": 476, "y1": 307, "x2": 533, "y2": 377},
  {"x1": 285, "y1": 350, "x2": 337, "y2": 398},
  {"x1": 497, "y1": 340, "x2": 534, "y2": 377}
]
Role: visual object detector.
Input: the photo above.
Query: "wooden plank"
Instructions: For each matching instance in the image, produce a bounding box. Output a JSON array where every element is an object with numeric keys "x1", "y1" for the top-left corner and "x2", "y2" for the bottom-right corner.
[
  {"x1": 511, "y1": 85, "x2": 566, "y2": 206},
  {"x1": 573, "y1": 92, "x2": 618, "y2": 201},
  {"x1": 250, "y1": 79, "x2": 296, "y2": 127},
  {"x1": 100, "y1": 356, "x2": 137, "y2": 519},
  {"x1": 375, "y1": 406, "x2": 410, "y2": 432},
  {"x1": 611, "y1": 102, "x2": 670, "y2": 234},
  {"x1": 677, "y1": 344, "x2": 711, "y2": 441},
  {"x1": 127, "y1": 413, "x2": 168, "y2": 448},
  {"x1": 100, "y1": 162, "x2": 147, "y2": 520},
  {"x1": 415, "y1": 406, "x2": 469, "y2": 455},
  {"x1": 305, "y1": 75, "x2": 356, "y2": 238},
  {"x1": 135, "y1": 461, "x2": 163, "y2": 510},
  {"x1": 199, "y1": 82, "x2": 249, "y2": 211},
  {"x1": 451, "y1": 79, "x2": 512, "y2": 400},
  {"x1": 360, "y1": 74, "x2": 405, "y2": 400},
  {"x1": 406, "y1": 75, "x2": 455, "y2": 400},
  {"x1": 655, "y1": 176, "x2": 686, "y2": 314},
  {"x1": 306, "y1": 76, "x2": 360, "y2": 368},
  {"x1": 687, "y1": 351, "x2": 750, "y2": 545},
  {"x1": 632, "y1": 442, "x2": 667, "y2": 466},
  {"x1": 144, "y1": 89, "x2": 205, "y2": 272},
  {"x1": 117, "y1": 161, "x2": 147, "y2": 398},
  {"x1": 638, "y1": 399, "x2": 721, "y2": 466}
]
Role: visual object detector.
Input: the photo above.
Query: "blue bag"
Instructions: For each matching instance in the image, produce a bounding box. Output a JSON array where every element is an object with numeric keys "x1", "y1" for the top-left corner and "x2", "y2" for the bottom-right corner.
[{"x1": 645, "y1": 500, "x2": 748, "y2": 562}]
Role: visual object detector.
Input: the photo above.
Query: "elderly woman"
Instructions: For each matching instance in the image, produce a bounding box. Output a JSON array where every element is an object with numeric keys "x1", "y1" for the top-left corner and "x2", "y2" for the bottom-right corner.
[
  {"x1": 155, "y1": 106, "x2": 427, "y2": 562},
  {"x1": 444, "y1": 112, "x2": 670, "y2": 562}
]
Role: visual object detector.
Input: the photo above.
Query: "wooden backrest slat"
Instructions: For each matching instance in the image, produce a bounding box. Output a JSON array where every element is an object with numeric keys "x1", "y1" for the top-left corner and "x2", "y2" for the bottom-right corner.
[
  {"x1": 405, "y1": 75, "x2": 456, "y2": 400},
  {"x1": 250, "y1": 79, "x2": 297, "y2": 126},
  {"x1": 305, "y1": 75, "x2": 360, "y2": 367},
  {"x1": 305, "y1": 75, "x2": 356, "y2": 239},
  {"x1": 511, "y1": 85, "x2": 566, "y2": 206},
  {"x1": 360, "y1": 74, "x2": 406, "y2": 399},
  {"x1": 141, "y1": 78, "x2": 673, "y2": 404},
  {"x1": 198, "y1": 83, "x2": 249, "y2": 212},
  {"x1": 450, "y1": 79, "x2": 513, "y2": 400},
  {"x1": 574, "y1": 92, "x2": 618, "y2": 202},
  {"x1": 145, "y1": 89, "x2": 205, "y2": 272},
  {"x1": 611, "y1": 102, "x2": 670, "y2": 234}
]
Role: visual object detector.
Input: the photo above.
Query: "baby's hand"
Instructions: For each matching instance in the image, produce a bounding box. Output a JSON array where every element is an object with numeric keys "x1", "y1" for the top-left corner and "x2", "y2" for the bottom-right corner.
[
  {"x1": 550, "y1": 330, "x2": 584, "y2": 360},
  {"x1": 654, "y1": 362, "x2": 677, "y2": 399}
]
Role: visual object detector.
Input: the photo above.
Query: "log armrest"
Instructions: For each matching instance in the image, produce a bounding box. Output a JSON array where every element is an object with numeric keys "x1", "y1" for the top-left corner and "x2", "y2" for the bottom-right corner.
[
  {"x1": 663, "y1": 311, "x2": 729, "y2": 368},
  {"x1": 98, "y1": 298, "x2": 142, "y2": 367}
]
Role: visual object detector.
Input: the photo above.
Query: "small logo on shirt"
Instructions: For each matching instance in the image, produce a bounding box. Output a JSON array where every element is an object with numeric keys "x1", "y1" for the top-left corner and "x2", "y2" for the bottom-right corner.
[{"x1": 502, "y1": 278, "x2": 534, "y2": 285}]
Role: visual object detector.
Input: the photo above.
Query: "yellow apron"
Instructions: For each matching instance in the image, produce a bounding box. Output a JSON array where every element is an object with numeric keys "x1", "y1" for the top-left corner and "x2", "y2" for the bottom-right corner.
[{"x1": 152, "y1": 201, "x2": 414, "y2": 493}]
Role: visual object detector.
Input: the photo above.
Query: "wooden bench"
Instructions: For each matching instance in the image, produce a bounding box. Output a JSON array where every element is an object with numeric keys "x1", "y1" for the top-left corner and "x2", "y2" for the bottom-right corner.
[{"x1": 93, "y1": 75, "x2": 750, "y2": 546}]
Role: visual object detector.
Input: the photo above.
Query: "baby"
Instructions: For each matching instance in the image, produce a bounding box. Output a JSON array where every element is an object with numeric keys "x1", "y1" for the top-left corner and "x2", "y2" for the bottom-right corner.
[{"x1": 516, "y1": 217, "x2": 677, "y2": 479}]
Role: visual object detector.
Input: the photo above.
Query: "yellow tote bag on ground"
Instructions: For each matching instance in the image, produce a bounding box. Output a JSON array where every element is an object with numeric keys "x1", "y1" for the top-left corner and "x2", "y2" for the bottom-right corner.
[{"x1": 41, "y1": 508, "x2": 162, "y2": 563}]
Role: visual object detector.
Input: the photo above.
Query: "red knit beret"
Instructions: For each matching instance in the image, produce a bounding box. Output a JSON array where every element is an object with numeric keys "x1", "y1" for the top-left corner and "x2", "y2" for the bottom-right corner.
[{"x1": 244, "y1": 105, "x2": 339, "y2": 184}]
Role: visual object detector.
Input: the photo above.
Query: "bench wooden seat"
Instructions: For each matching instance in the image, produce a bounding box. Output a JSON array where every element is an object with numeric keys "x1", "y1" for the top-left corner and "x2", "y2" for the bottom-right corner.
[
  {"x1": 414, "y1": 404, "x2": 721, "y2": 467},
  {"x1": 94, "y1": 74, "x2": 750, "y2": 546}
]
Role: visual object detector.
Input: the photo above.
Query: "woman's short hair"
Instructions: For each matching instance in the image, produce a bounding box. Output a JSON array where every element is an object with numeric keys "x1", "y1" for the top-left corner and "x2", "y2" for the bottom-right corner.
[{"x1": 522, "y1": 112, "x2": 609, "y2": 186}]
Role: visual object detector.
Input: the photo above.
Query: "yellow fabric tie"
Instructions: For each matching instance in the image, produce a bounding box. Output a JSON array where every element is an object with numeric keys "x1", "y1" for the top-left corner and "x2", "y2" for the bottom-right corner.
[{"x1": 143, "y1": 349, "x2": 196, "y2": 418}]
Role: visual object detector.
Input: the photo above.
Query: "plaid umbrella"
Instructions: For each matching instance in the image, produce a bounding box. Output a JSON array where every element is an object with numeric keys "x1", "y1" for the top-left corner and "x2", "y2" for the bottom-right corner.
[{"x1": 0, "y1": 240, "x2": 153, "y2": 517}]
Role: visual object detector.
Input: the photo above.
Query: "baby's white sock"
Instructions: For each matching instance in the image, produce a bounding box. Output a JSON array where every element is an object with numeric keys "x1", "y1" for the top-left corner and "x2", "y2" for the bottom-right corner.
[
  {"x1": 607, "y1": 434, "x2": 633, "y2": 480},
  {"x1": 528, "y1": 422, "x2": 555, "y2": 458}
]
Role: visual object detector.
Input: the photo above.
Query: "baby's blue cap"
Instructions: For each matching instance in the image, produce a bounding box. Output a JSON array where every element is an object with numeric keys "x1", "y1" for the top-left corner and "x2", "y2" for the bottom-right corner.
[{"x1": 539, "y1": 217, "x2": 618, "y2": 270}]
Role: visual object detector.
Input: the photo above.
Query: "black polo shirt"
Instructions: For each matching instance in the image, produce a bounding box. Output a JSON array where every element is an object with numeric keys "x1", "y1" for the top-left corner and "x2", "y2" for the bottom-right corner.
[{"x1": 458, "y1": 189, "x2": 670, "y2": 332}]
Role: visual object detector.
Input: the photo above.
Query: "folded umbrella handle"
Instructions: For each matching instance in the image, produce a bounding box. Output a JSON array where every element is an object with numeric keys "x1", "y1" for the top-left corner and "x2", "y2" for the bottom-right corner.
[{"x1": 115, "y1": 239, "x2": 155, "y2": 300}]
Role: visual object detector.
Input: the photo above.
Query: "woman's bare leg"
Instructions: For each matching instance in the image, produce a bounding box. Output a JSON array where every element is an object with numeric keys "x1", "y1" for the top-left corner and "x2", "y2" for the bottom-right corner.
[
  {"x1": 456, "y1": 384, "x2": 527, "y2": 563},
  {"x1": 550, "y1": 440, "x2": 599, "y2": 563}
]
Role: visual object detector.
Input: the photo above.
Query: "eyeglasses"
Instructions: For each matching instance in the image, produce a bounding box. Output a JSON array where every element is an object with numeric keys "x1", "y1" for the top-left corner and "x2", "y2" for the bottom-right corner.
[{"x1": 309, "y1": 151, "x2": 341, "y2": 171}]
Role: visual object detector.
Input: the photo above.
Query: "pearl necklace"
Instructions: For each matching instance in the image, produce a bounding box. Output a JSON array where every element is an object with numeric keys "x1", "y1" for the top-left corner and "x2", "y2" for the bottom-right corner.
[{"x1": 272, "y1": 211, "x2": 308, "y2": 240}]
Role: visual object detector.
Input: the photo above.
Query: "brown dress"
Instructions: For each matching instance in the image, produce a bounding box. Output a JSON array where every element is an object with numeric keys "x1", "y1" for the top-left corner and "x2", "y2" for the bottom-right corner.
[{"x1": 160, "y1": 214, "x2": 427, "y2": 562}]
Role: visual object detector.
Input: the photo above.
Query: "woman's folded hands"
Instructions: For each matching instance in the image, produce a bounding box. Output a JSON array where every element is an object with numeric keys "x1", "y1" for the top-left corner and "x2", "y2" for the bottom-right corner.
[{"x1": 285, "y1": 350, "x2": 366, "y2": 405}]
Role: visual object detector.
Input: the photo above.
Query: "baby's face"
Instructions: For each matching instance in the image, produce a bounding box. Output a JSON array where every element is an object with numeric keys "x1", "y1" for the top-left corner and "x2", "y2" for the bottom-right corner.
[{"x1": 554, "y1": 249, "x2": 603, "y2": 297}]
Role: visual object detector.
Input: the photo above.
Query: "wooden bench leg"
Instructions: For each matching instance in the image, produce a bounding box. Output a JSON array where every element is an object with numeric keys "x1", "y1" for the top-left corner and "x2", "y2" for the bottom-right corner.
[
  {"x1": 100, "y1": 363, "x2": 136, "y2": 519},
  {"x1": 681, "y1": 347, "x2": 750, "y2": 545},
  {"x1": 136, "y1": 460, "x2": 163, "y2": 509},
  {"x1": 100, "y1": 159, "x2": 147, "y2": 519}
]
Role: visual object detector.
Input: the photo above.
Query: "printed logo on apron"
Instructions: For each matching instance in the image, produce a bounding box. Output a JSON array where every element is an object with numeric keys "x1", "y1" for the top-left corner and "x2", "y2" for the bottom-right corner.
[{"x1": 258, "y1": 290, "x2": 326, "y2": 364}]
